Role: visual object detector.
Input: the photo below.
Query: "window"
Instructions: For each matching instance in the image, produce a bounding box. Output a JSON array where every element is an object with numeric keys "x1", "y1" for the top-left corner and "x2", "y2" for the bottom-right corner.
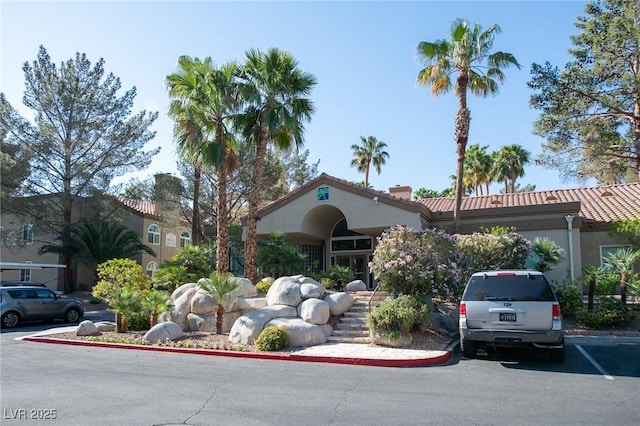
[
  {"x1": 180, "y1": 231, "x2": 191, "y2": 248},
  {"x1": 600, "y1": 245, "x2": 634, "y2": 266},
  {"x1": 146, "y1": 261, "x2": 159, "y2": 277},
  {"x1": 147, "y1": 224, "x2": 160, "y2": 245},
  {"x1": 23, "y1": 224, "x2": 34, "y2": 244},
  {"x1": 20, "y1": 269, "x2": 32, "y2": 281}
]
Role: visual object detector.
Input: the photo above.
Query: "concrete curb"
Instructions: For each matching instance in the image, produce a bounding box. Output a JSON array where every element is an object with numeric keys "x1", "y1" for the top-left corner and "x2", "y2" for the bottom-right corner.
[{"x1": 22, "y1": 335, "x2": 453, "y2": 368}]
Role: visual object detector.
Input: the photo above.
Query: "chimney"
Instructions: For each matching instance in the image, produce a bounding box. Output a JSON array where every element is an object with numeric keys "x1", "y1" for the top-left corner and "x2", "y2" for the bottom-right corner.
[
  {"x1": 389, "y1": 185, "x2": 412, "y2": 200},
  {"x1": 153, "y1": 173, "x2": 183, "y2": 216}
]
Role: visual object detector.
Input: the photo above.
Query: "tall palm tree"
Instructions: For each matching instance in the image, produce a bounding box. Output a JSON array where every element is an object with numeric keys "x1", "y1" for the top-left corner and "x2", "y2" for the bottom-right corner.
[
  {"x1": 492, "y1": 144, "x2": 530, "y2": 193},
  {"x1": 166, "y1": 56, "x2": 239, "y2": 272},
  {"x1": 416, "y1": 19, "x2": 521, "y2": 232},
  {"x1": 603, "y1": 247, "x2": 640, "y2": 305},
  {"x1": 237, "y1": 47, "x2": 317, "y2": 283},
  {"x1": 464, "y1": 144, "x2": 493, "y2": 195},
  {"x1": 40, "y1": 221, "x2": 156, "y2": 284},
  {"x1": 350, "y1": 136, "x2": 390, "y2": 188}
]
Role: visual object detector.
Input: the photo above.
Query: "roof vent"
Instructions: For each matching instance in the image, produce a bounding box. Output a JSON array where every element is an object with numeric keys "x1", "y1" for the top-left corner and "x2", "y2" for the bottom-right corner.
[
  {"x1": 490, "y1": 196, "x2": 502, "y2": 206},
  {"x1": 600, "y1": 190, "x2": 614, "y2": 197},
  {"x1": 544, "y1": 195, "x2": 558, "y2": 202}
]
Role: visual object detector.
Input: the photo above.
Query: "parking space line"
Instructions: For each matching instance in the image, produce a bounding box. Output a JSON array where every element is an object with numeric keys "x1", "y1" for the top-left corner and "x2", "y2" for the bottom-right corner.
[{"x1": 575, "y1": 345, "x2": 614, "y2": 381}]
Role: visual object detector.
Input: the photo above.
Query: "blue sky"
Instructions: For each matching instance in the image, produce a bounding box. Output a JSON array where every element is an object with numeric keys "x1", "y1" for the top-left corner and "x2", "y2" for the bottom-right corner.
[{"x1": 1, "y1": 0, "x2": 592, "y2": 194}]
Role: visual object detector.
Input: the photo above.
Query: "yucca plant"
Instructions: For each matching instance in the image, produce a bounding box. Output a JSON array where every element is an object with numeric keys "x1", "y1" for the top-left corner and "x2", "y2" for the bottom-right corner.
[{"x1": 199, "y1": 271, "x2": 242, "y2": 334}]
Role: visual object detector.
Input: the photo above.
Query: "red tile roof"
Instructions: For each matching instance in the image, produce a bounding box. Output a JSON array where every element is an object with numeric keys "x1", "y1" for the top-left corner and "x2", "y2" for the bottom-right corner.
[
  {"x1": 115, "y1": 196, "x2": 156, "y2": 216},
  {"x1": 417, "y1": 182, "x2": 640, "y2": 224}
]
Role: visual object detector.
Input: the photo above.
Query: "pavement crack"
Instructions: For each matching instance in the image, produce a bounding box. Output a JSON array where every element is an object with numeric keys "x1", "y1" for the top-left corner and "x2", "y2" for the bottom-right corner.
[
  {"x1": 328, "y1": 374, "x2": 364, "y2": 425},
  {"x1": 182, "y1": 390, "x2": 218, "y2": 424}
]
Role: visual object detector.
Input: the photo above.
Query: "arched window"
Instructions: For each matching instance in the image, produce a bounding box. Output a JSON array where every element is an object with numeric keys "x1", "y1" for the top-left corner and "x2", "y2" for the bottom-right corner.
[
  {"x1": 147, "y1": 224, "x2": 161, "y2": 245},
  {"x1": 180, "y1": 231, "x2": 191, "y2": 248},
  {"x1": 146, "y1": 261, "x2": 159, "y2": 277}
]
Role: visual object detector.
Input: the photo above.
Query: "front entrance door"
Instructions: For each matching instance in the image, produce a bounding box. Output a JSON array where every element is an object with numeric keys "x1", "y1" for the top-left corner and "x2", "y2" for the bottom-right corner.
[{"x1": 336, "y1": 255, "x2": 368, "y2": 288}]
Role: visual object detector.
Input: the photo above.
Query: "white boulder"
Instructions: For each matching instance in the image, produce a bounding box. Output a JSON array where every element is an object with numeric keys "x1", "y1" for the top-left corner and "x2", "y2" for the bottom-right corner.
[
  {"x1": 76, "y1": 320, "x2": 98, "y2": 336},
  {"x1": 190, "y1": 290, "x2": 217, "y2": 315},
  {"x1": 231, "y1": 278, "x2": 258, "y2": 298},
  {"x1": 297, "y1": 298, "x2": 330, "y2": 325},
  {"x1": 324, "y1": 292, "x2": 354, "y2": 315},
  {"x1": 95, "y1": 321, "x2": 116, "y2": 332},
  {"x1": 300, "y1": 282, "x2": 326, "y2": 299},
  {"x1": 169, "y1": 286, "x2": 198, "y2": 331},
  {"x1": 265, "y1": 318, "x2": 327, "y2": 347},
  {"x1": 143, "y1": 322, "x2": 184, "y2": 342},
  {"x1": 266, "y1": 276, "x2": 302, "y2": 307},
  {"x1": 172, "y1": 283, "x2": 197, "y2": 302},
  {"x1": 345, "y1": 280, "x2": 367, "y2": 292},
  {"x1": 229, "y1": 305, "x2": 297, "y2": 345}
]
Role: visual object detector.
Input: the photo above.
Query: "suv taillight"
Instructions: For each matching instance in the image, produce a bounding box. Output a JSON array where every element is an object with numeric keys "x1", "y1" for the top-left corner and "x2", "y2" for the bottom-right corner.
[
  {"x1": 459, "y1": 302, "x2": 466, "y2": 319},
  {"x1": 552, "y1": 302, "x2": 562, "y2": 320}
]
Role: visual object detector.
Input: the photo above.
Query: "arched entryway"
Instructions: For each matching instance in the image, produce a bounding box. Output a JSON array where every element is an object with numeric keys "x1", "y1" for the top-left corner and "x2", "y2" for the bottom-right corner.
[{"x1": 329, "y1": 218, "x2": 375, "y2": 289}]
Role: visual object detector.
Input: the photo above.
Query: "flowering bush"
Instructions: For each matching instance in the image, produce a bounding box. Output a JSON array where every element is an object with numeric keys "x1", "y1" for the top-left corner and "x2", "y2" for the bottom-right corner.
[
  {"x1": 456, "y1": 231, "x2": 531, "y2": 284},
  {"x1": 369, "y1": 225, "x2": 463, "y2": 299}
]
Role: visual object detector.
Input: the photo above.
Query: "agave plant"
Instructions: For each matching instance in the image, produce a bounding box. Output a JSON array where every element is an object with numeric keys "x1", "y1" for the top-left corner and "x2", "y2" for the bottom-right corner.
[{"x1": 199, "y1": 272, "x2": 242, "y2": 334}]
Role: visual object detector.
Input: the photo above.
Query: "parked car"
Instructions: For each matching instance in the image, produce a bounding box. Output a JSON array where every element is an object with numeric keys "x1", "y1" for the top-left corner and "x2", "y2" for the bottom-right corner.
[
  {"x1": 459, "y1": 270, "x2": 564, "y2": 362},
  {"x1": 0, "y1": 286, "x2": 84, "y2": 328},
  {"x1": 0, "y1": 280, "x2": 46, "y2": 287}
]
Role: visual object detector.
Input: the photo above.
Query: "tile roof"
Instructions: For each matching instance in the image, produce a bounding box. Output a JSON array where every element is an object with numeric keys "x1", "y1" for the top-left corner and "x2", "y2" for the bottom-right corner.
[
  {"x1": 417, "y1": 182, "x2": 640, "y2": 224},
  {"x1": 115, "y1": 196, "x2": 156, "y2": 216}
]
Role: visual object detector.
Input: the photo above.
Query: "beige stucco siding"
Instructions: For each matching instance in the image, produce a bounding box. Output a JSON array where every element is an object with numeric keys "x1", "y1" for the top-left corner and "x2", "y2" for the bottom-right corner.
[{"x1": 255, "y1": 185, "x2": 421, "y2": 238}]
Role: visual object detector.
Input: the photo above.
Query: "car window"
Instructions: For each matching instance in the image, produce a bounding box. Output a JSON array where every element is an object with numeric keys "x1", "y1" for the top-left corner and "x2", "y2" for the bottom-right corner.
[
  {"x1": 8, "y1": 289, "x2": 28, "y2": 299},
  {"x1": 462, "y1": 275, "x2": 555, "y2": 301},
  {"x1": 35, "y1": 289, "x2": 55, "y2": 299}
]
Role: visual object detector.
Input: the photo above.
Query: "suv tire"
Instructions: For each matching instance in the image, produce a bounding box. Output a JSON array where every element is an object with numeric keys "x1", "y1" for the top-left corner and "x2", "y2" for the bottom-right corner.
[
  {"x1": 461, "y1": 338, "x2": 476, "y2": 358},
  {"x1": 1, "y1": 311, "x2": 21, "y2": 328}
]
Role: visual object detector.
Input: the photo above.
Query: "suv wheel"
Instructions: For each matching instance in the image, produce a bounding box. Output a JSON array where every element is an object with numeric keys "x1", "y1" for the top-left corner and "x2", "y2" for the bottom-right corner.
[
  {"x1": 461, "y1": 338, "x2": 476, "y2": 358},
  {"x1": 64, "y1": 308, "x2": 81, "y2": 323},
  {"x1": 1, "y1": 311, "x2": 21, "y2": 328}
]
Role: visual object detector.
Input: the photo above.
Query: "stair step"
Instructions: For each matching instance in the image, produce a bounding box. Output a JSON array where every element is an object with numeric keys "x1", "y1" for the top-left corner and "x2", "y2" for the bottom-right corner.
[
  {"x1": 331, "y1": 329, "x2": 370, "y2": 337},
  {"x1": 335, "y1": 323, "x2": 368, "y2": 331},
  {"x1": 344, "y1": 311, "x2": 367, "y2": 318},
  {"x1": 327, "y1": 335, "x2": 371, "y2": 344}
]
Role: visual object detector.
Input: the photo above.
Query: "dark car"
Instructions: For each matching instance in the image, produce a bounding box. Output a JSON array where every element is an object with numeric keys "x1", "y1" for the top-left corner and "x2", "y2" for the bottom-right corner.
[
  {"x1": 0, "y1": 286, "x2": 84, "y2": 328},
  {"x1": 459, "y1": 270, "x2": 565, "y2": 362}
]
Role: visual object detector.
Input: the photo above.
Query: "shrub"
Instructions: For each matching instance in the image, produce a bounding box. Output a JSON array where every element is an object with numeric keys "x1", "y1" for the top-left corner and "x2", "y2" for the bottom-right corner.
[
  {"x1": 370, "y1": 225, "x2": 463, "y2": 299},
  {"x1": 328, "y1": 265, "x2": 353, "y2": 288},
  {"x1": 93, "y1": 259, "x2": 151, "y2": 303},
  {"x1": 255, "y1": 278, "x2": 274, "y2": 294},
  {"x1": 575, "y1": 297, "x2": 634, "y2": 329},
  {"x1": 320, "y1": 277, "x2": 338, "y2": 291},
  {"x1": 153, "y1": 245, "x2": 214, "y2": 291},
  {"x1": 552, "y1": 281, "x2": 583, "y2": 316},
  {"x1": 457, "y1": 230, "x2": 531, "y2": 285},
  {"x1": 257, "y1": 233, "x2": 306, "y2": 278},
  {"x1": 255, "y1": 326, "x2": 290, "y2": 351},
  {"x1": 128, "y1": 313, "x2": 151, "y2": 331},
  {"x1": 366, "y1": 295, "x2": 431, "y2": 333}
]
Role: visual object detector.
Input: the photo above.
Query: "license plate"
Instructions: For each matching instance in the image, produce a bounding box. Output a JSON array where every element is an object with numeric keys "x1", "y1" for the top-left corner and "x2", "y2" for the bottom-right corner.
[{"x1": 500, "y1": 313, "x2": 517, "y2": 322}]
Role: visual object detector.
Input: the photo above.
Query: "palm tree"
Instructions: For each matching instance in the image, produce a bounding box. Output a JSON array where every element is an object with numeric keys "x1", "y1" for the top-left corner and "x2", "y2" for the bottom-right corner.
[
  {"x1": 141, "y1": 290, "x2": 172, "y2": 327},
  {"x1": 349, "y1": 136, "x2": 390, "y2": 188},
  {"x1": 109, "y1": 288, "x2": 141, "y2": 333},
  {"x1": 237, "y1": 47, "x2": 317, "y2": 283},
  {"x1": 492, "y1": 144, "x2": 530, "y2": 193},
  {"x1": 416, "y1": 19, "x2": 521, "y2": 232},
  {"x1": 199, "y1": 271, "x2": 242, "y2": 334},
  {"x1": 166, "y1": 56, "x2": 240, "y2": 272},
  {"x1": 464, "y1": 144, "x2": 493, "y2": 196},
  {"x1": 603, "y1": 247, "x2": 640, "y2": 305},
  {"x1": 531, "y1": 237, "x2": 565, "y2": 273},
  {"x1": 40, "y1": 221, "x2": 156, "y2": 284}
]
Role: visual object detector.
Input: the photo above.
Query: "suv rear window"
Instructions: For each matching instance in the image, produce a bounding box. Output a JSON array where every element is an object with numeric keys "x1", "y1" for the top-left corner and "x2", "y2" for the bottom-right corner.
[{"x1": 462, "y1": 274, "x2": 555, "y2": 302}]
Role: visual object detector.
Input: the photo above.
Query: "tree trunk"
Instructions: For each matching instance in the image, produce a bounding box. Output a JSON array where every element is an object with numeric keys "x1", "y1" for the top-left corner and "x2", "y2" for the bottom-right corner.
[
  {"x1": 215, "y1": 304, "x2": 224, "y2": 335},
  {"x1": 452, "y1": 75, "x2": 470, "y2": 234},
  {"x1": 245, "y1": 127, "x2": 269, "y2": 283},
  {"x1": 620, "y1": 272, "x2": 628, "y2": 305},
  {"x1": 192, "y1": 165, "x2": 202, "y2": 245},
  {"x1": 115, "y1": 312, "x2": 123, "y2": 333},
  {"x1": 587, "y1": 276, "x2": 595, "y2": 311},
  {"x1": 151, "y1": 312, "x2": 158, "y2": 327},
  {"x1": 216, "y1": 166, "x2": 230, "y2": 273}
]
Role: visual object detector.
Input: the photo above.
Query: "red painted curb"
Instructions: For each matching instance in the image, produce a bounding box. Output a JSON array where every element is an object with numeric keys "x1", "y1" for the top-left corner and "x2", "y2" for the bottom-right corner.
[{"x1": 23, "y1": 336, "x2": 452, "y2": 367}]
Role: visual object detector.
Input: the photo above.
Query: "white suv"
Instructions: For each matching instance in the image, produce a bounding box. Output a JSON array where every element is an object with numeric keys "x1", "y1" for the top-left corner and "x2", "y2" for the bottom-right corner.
[{"x1": 459, "y1": 270, "x2": 564, "y2": 362}]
